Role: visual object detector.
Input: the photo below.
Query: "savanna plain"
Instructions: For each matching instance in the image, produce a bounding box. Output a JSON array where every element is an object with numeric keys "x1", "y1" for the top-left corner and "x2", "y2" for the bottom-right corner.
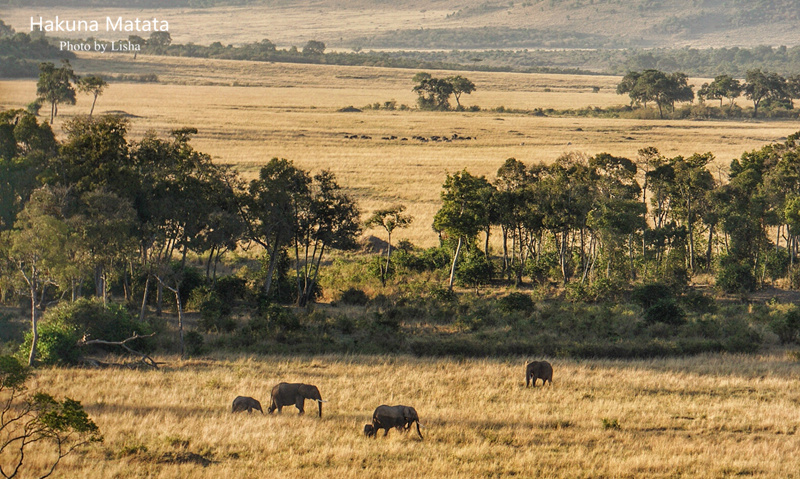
[
  {"x1": 3, "y1": 53, "x2": 800, "y2": 477},
  {"x1": 20, "y1": 354, "x2": 800, "y2": 478}
]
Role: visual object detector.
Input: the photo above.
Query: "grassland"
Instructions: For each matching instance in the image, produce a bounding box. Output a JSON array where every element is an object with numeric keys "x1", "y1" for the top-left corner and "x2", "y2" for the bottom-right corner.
[
  {"x1": 9, "y1": 353, "x2": 798, "y2": 478},
  {"x1": 2, "y1": 54, "x2": 798, "y2": 246}
]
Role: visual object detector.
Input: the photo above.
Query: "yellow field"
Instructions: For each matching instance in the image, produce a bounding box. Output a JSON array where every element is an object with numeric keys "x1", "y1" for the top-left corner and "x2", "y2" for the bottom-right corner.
[
  {"x1": 8, "y1": 353, "x2": 798, "y2": 478},
  {"x1": 2, "y1": 54, "x2": 798, "y2": 246}
]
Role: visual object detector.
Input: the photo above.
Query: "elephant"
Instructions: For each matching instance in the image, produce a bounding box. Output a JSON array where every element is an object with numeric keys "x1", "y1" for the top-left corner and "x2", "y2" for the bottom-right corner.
[
  {"x1": 231, "y1": 396, "x2": 263, "y2": 414},
  {"x1": 368, "y1": 405, "x2": 423, "y2": 439},
  {"x1": 267, "y1": 383, "x2": 325, "y2": 417},
  {"x1": 525, "y1": 360, "x2": 553, "y2": 387}
]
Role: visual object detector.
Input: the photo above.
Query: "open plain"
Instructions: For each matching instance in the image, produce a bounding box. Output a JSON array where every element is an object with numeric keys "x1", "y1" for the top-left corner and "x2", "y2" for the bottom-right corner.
[{"x1": 1, "y1": 53, "x2": 798, "y2": 246}]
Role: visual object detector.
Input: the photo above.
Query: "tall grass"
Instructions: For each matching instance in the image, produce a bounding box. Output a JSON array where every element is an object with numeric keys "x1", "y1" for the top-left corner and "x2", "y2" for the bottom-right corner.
[{"x1": 15, "y1": 353, "x2": 799, "y2": 478}]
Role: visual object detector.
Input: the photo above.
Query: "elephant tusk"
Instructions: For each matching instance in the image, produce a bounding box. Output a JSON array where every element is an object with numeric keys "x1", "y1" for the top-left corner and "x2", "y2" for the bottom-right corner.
[
  {"x1": 418, "y1": 423, "x2": 425, "y2": 428},
  {"x1": 316, "y1": 399, "x2": 328, "y2": 403}
]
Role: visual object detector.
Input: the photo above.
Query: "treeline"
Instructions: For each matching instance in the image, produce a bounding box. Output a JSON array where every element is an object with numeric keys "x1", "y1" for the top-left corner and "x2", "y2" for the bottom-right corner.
[
  {"x1": 431, "y1": 140, "x2": 800, "y2": 298},
  {"x1": 0, "y1": 20, "x2": 74, "y2": 78},
  {"x1": 0, "y1": 112, "x2": 360, "y2": 365},
  {"x1": 616, "y1": 69, "x2": 800, "y2": 119}
]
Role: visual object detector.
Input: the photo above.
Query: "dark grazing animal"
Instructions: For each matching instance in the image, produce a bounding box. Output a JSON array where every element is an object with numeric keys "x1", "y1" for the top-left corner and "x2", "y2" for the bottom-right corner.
[
  {"x1": 368, "y1": 405, "x2": 423, "y2": 439},
  {"x1": 525, "y1": 360, "x2": 553, "y2": 387},
  {"x1": 267, "y1": 383, "x2": 325, "y2": 417},
  {"x1": 231, "y1": 396, "x2": 263, "y2": 414}
]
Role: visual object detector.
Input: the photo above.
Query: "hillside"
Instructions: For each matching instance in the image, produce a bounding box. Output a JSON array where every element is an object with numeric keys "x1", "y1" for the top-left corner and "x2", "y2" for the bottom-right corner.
[{"x1": 2, "y1": 0, "x2": 799, "y2": 49}]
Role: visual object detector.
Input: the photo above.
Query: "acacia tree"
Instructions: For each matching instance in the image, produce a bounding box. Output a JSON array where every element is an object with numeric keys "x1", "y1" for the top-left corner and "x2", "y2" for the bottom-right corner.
[
  {"x1": 365, "y1": 205, "x2": 413, "y2": 286},
  {"x1": 698, "y1": 74, "x2": 742, "y2": 111},
  {"x1": 433, "y1": 170, "x2": 493, "y2": 290},
  {"x1": 412, "y1": 72, "x2": 455, "y2": 110},
  {"x1": 76, "y1": 75, "x2": 108, "y2": 117},
  {"x1": 446, "y1": 75, "x2": 476, "y2": 108},
  {"x1": 36, "y1": 60, "x2": 77, "y2": 124},
  {"x1": 745, "y1": 69, "x2": 789, "y2": 118}
]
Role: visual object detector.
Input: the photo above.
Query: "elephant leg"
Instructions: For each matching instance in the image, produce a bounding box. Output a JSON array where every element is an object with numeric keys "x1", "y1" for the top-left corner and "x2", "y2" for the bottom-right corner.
[
  {"x1": 295, "y1": 396, "x2": 305, "y2": 415},
  {"x1": 526, "y1": 374, "x2": 531, "y2": 387}
]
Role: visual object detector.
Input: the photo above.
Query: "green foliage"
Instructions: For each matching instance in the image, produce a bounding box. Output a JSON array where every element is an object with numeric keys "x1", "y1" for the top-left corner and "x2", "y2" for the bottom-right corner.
[
  {"x1": 456, "y1": 251, "x2": 494, "y2": 290},
  {"x1": 339, "y1": 287, "x2": 369, "y2": 306},
  {"x1": 769, "y1": 309, "x2": 800, "y2": 345},
  {"x1": 19, "y1": 317, "x2": 80, "y2": 366},
  {"x1": 0, "y1": 354, "x2": 29, "y2": 389},
  {"x1": 497, "y1": 292, "x2": 535, "y2": 314},
  {"x1": 601, "y1": 418, "x2": 621, "y2": 430},
  {"x1": 184, "y1": 331, "x2": 205, "y2": 356},
  {"x1": 631, "y1": 282, "x2": 674, "y2": 310},
  {"x1": 643, "y1": 298, "x2": 685, "y2": 325},
  {"x1": 716, "y1": 259, "x2": 757, "y2": 294},
  {"x1": 190, "y1": 287, "x2": 235, "y2": 333}
]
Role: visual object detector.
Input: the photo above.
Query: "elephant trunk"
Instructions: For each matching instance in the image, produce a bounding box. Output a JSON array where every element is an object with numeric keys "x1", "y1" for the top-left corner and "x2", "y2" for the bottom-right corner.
[
  {"x1": 316, "y1": 399, "x2": 323, "y2": 417},
  {"x1": 415, "y1": 421, "x2": 423, "y2": 439}
]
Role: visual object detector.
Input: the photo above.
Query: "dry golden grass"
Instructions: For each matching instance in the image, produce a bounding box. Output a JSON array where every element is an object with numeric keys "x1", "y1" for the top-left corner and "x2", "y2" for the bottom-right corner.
[
  {"x1": 11, "y1": 353, "x2": 799, "y2": 478},
  {"x1": 1, "y1": 54, "x2": 797, "y2": 247}
]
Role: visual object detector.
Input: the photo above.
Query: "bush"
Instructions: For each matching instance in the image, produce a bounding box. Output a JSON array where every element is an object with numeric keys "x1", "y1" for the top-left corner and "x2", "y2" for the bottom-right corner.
[
  {"x1": 631, "y1": 282, "x2": 673, "y2": 310},
  {"x1": 19, "y1": 299, "x2": 153, "y2": 365},
  {"x1": 184, "y1": 331, "x2": 205, "y2": 356},
  {"x1": 770, "y1": 309, "x2": 800, "y2": 344},
  {"x1": 456, "y1": 251, "x2": 494, "y2": 290},
  {"x1": 19, "y1": 319, "x2": 80, "y2": 366},
  {"x1": 497, "y1": 292, "x2": 535, "y2": 314},
  {"x1": 716, "y1": 260, "x2": 756, "y2": 294},
  {"x1": 643, "y1": 298, "x2": 685, "y2": 325},
  {"x1": 190, "y1": 287, "x2": 236, "y2": 333},
  {"x1": 340, "y1": 287, "x2": 369, "y2": 306}
]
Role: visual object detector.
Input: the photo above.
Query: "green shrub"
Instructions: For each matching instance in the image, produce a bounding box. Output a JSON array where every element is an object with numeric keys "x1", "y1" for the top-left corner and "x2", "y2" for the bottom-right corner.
[
  {"x1": 644, "y1": 298, "x2": 685, "y2": 325},
  {"x1": 457, "y1": 251, "x2": 494, "y2": 290},
  {"x1": 340, "y1": 287, "x2": 369, "y2": 306},
  {"x1": 770, "y1": 309, "x2": 800, "y2": 344},
  {"x1": 716, "y1": 260, "x2": 756, "y2": 294},
  {"x1": 497, "y1": 292, "x2": 535, "y2": 314},
  {"x1": 631, "y1": 282, "x2": 673, "y2": 310},
  {"x1": 19, "y1": 318, "x2": 80, "y2": 366},
  {"x1": 190, "y1": 287, "x2": 236, "y2": 333},
  {"x1": 214, "y1": 275, "x2": 249, "y2": 304},
  {"x1": 184, "y1": 331, "x2": 205, "y2": 356}
]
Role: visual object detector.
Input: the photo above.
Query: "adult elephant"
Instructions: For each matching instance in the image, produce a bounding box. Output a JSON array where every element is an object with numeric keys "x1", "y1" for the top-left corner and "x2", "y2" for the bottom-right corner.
[
  {"x1": 525, "y1": 360, "x2": 553, "y2": 387},
  {"x1": 267, "y1": 383, "x2": 325, "y2": 417},
  {"x1": 365, "y1": 405, "x2": 423, "y2": 439}
]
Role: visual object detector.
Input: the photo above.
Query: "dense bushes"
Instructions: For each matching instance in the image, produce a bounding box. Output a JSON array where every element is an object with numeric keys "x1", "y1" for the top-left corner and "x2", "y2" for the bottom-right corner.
[{"x1": 18, "y1": 299, "x2": 152, "y2": 365}]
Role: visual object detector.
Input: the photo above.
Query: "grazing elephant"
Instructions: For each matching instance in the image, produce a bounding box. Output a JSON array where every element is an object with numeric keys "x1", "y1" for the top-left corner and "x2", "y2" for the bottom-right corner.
[
  {"x1": 525, "y1": 360, "x2": 553, "y2": 387},
  {"x1": 369, "y1": 405, "x2": 423, "y2": 439},
  {"x1": 267, "y1": 383, "x2": 325, "y2": 417},
  {"x1": 231, "y1": 396, "x2": 263, "y2": 414}
]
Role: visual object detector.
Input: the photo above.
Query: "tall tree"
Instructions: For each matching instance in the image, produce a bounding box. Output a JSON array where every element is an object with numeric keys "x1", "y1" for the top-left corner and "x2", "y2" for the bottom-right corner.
[
  {"x1": 745, "y1": 69, "x2": 788, "y2": 118},
  {"x1": 293, "y1": 171, "x2": 361, "y2": 306},
  {"x1": 698, "y1": 74, "x2": 742, "y2": 111},
  {"x1": 76, "y1": 75, "x2": 108, "y2": 117},
  {"x1": 3, "y1": 186, "x2": 71, "y2": 366},
  {"x1": 36, "y1": 60, "x2": 77, "y2": 124},
  {"x1": 433, "y1": 170, "x2": 493, "y2": 290},
  {"x1": 245, "y1": 158, "x2": 310, "y2": 298}
]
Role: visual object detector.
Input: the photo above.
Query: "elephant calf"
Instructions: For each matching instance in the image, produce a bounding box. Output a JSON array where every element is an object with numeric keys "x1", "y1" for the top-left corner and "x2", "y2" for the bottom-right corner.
[
  {"x1": 267, "y1": 383, "x2": 325, "y2": 417},
  {"x1": 525, "y1": 360, "x2": 553, "y2": 387},
  {"x1": 368, "y1": 405, "x2": 423, "y2": 439},
  {"x1": 231, "y1": 396, "x2": 263, "y2": 414}
]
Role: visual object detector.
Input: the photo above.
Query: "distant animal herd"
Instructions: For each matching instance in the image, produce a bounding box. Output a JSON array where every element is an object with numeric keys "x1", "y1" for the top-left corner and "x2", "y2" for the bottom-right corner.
[
  {"x1": 342, "y1": 132, "x2": 475, "y2": 142},
  {"x1": 232, "y1": 360, "x2": 553, "y2": 440}
]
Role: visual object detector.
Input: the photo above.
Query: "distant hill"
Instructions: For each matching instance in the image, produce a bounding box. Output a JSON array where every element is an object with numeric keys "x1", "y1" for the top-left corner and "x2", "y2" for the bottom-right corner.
[{"x1": 3, "y1": 0, "x2": 799, "y2": 49}]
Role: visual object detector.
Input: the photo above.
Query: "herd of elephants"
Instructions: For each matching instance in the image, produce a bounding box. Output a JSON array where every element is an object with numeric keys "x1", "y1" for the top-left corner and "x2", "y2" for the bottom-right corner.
[{"x1": 231, "y1": 361, "x2": 554, "y2": 439}]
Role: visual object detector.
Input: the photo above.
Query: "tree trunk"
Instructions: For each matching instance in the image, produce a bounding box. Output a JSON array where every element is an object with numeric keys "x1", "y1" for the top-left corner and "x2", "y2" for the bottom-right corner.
[
  {"x1": 139, "y1": 276, "x2": 150, "y2": 322},
  {"x1": 448, "y1": 236, "x2": 464, "y2": 291},
  {"x1": 89, "y1": 93, "x2": 98, "y2": 117},
  {"x1": 28, "y1": 279, "x2": 39, "y2": 367},
  {"x1": 174, "y1": 286, "x2": 185, "y2": 359}
]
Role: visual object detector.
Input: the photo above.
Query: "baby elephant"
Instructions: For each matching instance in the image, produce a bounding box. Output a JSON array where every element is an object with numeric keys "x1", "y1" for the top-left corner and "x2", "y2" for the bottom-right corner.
[
  {"x1": 231, "y1": 396, "x2": 263, "y2": 414},
  {"x1": 368, "y1": 405, "x2": 423, "y2": 439},
  {"x1": 525, "y1": 360, "x2": 553, "y2": 387}
]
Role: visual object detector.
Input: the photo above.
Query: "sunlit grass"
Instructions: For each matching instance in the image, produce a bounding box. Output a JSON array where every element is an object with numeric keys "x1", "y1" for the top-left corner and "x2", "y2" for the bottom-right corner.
[{"x1": 11, "y1": 353, "x2": 797, "y2": 478}]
